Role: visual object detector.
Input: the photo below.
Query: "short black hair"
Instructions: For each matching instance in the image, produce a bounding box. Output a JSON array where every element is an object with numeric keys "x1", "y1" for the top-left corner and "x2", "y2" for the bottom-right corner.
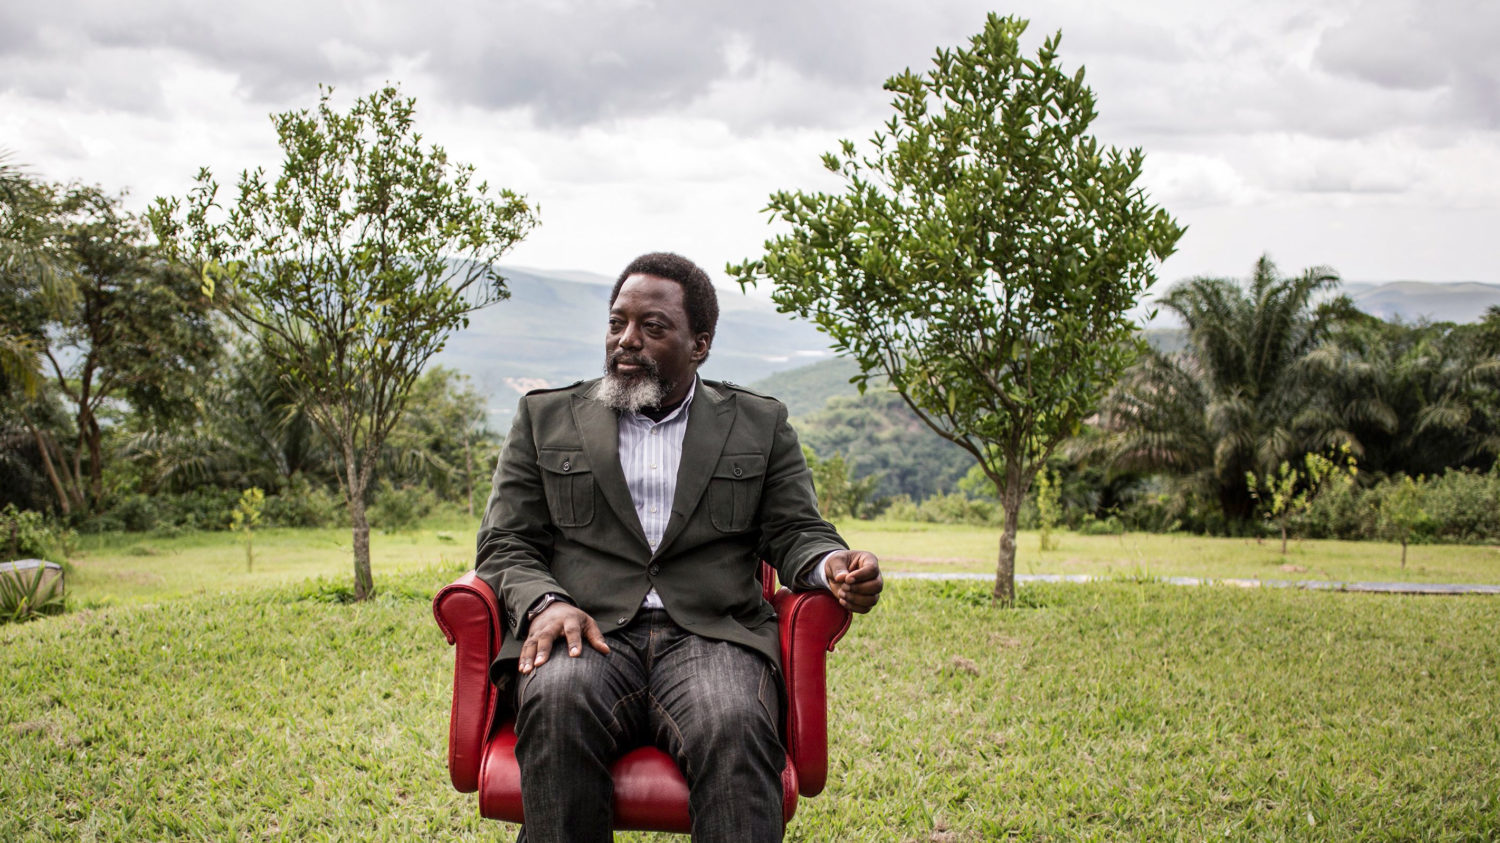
[{"x1": 611, "y1": 252, "x2": 720, "y2": 343}]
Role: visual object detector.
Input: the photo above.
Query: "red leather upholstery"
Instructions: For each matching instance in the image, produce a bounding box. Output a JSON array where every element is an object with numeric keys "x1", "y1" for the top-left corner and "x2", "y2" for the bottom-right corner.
[{"x1": 433, "y1": 564, "x2": 851, "y2": 830}]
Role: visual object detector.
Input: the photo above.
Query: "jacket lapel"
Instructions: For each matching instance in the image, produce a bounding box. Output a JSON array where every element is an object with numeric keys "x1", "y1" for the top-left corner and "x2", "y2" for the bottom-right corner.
[
  {"x1": 656, "y1": 381, "x2": 735, "y2": 557},
  {"x1": 571, "y1": 386, "x2": 650, "y2": 550}
]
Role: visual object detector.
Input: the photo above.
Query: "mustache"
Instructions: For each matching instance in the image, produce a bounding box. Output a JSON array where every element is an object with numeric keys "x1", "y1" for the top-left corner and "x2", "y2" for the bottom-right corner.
[{"x1": 608, "y1": 349, "x2": 659, "y2": 375}]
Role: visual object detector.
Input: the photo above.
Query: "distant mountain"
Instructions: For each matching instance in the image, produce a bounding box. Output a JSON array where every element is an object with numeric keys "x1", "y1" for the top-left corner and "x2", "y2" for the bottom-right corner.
[
  {"x1": 437, "y1": 270, "x2": 1499, "y2": 428},
  {"x1": 1343, "y1": 281, "x2": 1500, "y2": 324},
  {"x1": 432, "y1": 266, "x2": 836, "y2": 425},
  {"x1": 1140, "y1": 280, "x2": 1500, "y2": 328}
]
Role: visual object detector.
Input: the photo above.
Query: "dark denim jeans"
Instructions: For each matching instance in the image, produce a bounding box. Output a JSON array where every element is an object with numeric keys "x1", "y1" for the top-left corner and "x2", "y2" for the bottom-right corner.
[{"x1": 513, "y1": 608, "x2": 784, "y2": 843}]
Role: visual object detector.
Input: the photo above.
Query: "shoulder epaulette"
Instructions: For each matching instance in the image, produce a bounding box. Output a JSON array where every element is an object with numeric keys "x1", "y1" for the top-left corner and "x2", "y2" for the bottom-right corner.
[
  {"x1": 711, "y1": 379, "x2": 777, "y2": 401},
  {"x1": 524, "y1": 379, "x2": 585, "y2": 396}
]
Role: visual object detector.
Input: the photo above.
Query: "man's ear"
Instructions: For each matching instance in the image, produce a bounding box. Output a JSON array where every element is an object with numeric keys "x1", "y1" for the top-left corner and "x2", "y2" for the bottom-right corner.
[{"x1": 691, "y1": 333, "x2": 711, "y2": 363}]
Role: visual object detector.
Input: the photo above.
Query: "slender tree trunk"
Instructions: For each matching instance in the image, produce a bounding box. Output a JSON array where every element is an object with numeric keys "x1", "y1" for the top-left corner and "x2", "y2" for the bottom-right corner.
[
  {"x1": 1400, "y1": 538, "x2": 1408, "y2": 569},
  {"x1": 1280, "y1": 520, "x2": 1288, "y2": 555},
  {"x1": 346, "y1": 453, "x2": 374, "y2": 601},
  {"x1": 47, "y1": 434, "x2": 86, "y2": 514},
  {"x1": 994, "y1": 491, "x2": 1021, "y2": 606},
  {"x1": 85, "y1": 416, "x2": 104, "y2": 507},
  {"x1": 26, "y1": 421, "x2": 71, "y2": 517}
]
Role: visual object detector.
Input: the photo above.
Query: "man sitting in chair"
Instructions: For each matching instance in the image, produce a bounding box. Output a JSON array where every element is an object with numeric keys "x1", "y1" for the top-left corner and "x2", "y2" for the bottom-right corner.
[{"x1": 475, "y1": 251, "x2": 883, "y2": 843}]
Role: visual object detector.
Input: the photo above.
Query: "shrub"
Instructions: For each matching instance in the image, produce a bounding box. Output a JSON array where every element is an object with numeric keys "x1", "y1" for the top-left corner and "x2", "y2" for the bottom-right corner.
[
  {"x1": 261, "y1": 474, "x2": 343, "y2": 528},
  {"x1": 1, "y1": 504, "x2": 75, "y2": 563},
  {"x1": 876, "y1": 491, "x2": 1002, "y2": 526},
  {"x1": 1078, "y1": 514, "x2": 1126, "y2": 536},
  {"x1": 1420, "y1": 468, "x2": 1500, "y2": 543},
  {"x1": 1299, "y1": 476, "x2": 1375, "y2": 540},
  {"x1": 368, "y1": 480, "x2": 436, "y2": 532},
  {"x1": 82, "y1": 489, "x2": 241, "y2": 534}
]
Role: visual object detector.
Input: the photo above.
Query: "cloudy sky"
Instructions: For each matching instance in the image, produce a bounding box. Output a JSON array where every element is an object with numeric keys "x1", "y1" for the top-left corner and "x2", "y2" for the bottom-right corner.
[{"x1": 3, "y1": 0, "x2": 1497, "y2": 292}]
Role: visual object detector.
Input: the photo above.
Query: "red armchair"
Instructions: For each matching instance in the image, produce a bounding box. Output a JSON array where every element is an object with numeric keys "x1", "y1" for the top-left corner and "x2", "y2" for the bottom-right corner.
[{"x1": 432, "y1": 562, "x2": 853, "y2": 833}]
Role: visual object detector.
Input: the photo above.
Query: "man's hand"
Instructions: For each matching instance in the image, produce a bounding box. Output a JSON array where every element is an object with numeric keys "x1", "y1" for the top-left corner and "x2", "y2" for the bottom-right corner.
[
  {"x1": 519, "y1": 602, "x2": 610, "y2": 674},
  {"x1": 823, "y1": 549, "x2": 883, "y2": 613}
]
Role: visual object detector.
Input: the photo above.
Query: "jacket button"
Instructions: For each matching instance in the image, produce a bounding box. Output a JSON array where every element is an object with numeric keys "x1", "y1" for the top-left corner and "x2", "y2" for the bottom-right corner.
[
  {"x1": 733, "y1": 465, "x2": 743, "y2": 477},
  {"x1": 617, "y1": 617, "x2": 628, "y2": 625},
  {"x1": 649, "y1": 564, "x2": 660, "y2": 576},
  {"x1": 562, "y1": 460, "x2": 572, "y2": 472}
]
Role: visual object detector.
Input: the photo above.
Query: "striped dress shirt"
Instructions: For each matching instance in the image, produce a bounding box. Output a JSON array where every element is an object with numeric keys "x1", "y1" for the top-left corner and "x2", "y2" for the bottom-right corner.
[
  {"x1": 616, "y1": 377, "x2": 830, "y2": 610},
  {"x1": 617, "y1": 379, "x2": 696, "y2": 608}
]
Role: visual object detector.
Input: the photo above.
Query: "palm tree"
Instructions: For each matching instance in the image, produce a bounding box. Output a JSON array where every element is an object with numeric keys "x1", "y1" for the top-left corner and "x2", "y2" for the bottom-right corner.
[
  {"x1": 1297, "y1": 316, "x2": 1500, "y2": 479},
  {"x1": 1090, "y1": 255, "x2": 1353, "y2": 525}
]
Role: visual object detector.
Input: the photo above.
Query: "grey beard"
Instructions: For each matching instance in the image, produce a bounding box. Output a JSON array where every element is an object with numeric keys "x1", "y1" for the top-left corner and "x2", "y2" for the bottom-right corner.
[{"x1": 599, "y1": 370, "x2": 670, "y2": 414}]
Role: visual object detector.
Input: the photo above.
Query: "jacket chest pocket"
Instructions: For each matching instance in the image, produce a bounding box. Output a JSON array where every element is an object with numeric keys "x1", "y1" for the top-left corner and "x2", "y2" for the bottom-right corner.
[
  {"x1": 539, "y1": 449, "x2": 595, "y2": 527},
  {"x1": 708, "y1": 453, "x2": 766, "y2": 533}
]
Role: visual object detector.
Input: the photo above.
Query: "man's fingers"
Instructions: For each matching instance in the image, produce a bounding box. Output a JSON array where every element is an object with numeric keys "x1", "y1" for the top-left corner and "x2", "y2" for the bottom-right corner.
[
  {"x1": 583, "y1": 619, "x2": 611, "y2": 654},
  {"x1": 521, "y1": 627, "x2": 555, "y2": 673},
  {"x1": 530, "y1": 628, "x2": 556, "y2": 667},
  {"x1": 563, "y1": 618, "x2": 584, "y2": 658}
]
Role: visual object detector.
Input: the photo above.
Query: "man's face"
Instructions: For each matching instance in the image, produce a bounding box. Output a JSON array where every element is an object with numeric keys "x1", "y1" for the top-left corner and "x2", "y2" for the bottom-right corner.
[{"x1": 602, "y1": 274, "x2": 709, "y2": 412}]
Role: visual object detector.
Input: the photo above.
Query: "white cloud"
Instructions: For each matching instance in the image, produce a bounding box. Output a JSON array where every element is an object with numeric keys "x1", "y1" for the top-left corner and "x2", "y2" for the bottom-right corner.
[{"x1": 0, "y1": 0, "x2": 1495, "y2": 289}]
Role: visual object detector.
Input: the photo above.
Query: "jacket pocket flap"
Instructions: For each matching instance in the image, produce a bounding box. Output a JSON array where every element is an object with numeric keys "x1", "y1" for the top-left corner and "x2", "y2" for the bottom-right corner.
[
  {"x1": 538, "y1": 449, "x2": 589, "y2": 475},
  {"x1": 711, "y1": 453, "x2": 767, "y2": 480}
]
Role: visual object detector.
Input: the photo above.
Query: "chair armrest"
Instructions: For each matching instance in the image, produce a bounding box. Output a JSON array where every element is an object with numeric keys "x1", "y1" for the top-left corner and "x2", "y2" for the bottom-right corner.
[
  {"x1": 774, "y1": 587, "x2": 852, "y2": 797},
  {"x1": 433, "y1": 571, "x2": 505, "y2": 793}
]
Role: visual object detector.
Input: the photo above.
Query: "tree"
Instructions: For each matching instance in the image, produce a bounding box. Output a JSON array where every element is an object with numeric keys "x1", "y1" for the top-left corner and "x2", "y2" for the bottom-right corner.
[
  {"x1": 0, "y1": 154, "x2": 56, "y2": 403},
  {"x1": 381, "y1": 366, "x2": 494, "y2": 515},
  {"x1": 1245, "y1": 446, "x2": 1356, "y2": 554},
  {"x1": 1089, "y1": 256, "x2": 1353, "y2": 528},
  {"x1": 1297, "y1": 315, "x2": 1500, "y2": 480},
  {"x1": 153, "y1": 86, "x2": 537, "y2": 600},
  {"x1": 4, "y1": 177, "x2": 221, "y2": 517},
  {"x1": 1377, "y1": 475, "x2": 1427, "y2": 568},
  {"x1": 802, "y1": 445, "x2": 880, "y2": 520},
  {"x1": 730, "y1": 14, "x2": 1181, "y2": 603},
  {"x1": 229, "y1": 487, "x2": 264, "y2": 572}
]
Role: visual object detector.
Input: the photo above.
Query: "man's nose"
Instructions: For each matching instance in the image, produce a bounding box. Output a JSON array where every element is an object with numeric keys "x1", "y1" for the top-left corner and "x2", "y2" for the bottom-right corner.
[{"x1": 618, "y1": 322, "x2": 643, "y2": 349}]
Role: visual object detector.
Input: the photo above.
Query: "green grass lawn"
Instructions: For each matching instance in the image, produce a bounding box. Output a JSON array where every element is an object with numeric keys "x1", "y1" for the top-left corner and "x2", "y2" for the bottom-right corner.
[
  {"x1": 58, "y1": 522, "x2": 1500, "y2": 613},
  {"x1": 839, "y1": 520, "x2": 1500, "y2": 585},
  {"x1": 63, "y1": 520, "x2": 480, "y2": 607},
  {"x1": 4, "y1": 569, "x2": 1497, "y2": 841}
]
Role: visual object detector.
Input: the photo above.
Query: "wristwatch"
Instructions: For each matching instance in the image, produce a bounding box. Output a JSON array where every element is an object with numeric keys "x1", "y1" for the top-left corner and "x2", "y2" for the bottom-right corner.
[{"x1": 527, "y1": 592, "x2": 570, "y2": 622}]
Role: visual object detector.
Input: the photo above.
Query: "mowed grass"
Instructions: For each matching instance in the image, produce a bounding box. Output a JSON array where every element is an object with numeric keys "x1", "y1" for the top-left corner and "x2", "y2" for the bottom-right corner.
[
  {"x1": 61, "y1": 521, "x2": 1500, "y2": 614},
  {"x1": 4, "y1": 568, "x2": 1498, "y2": 841},
  {"x1": 839, "y1": 520, "x2": 1500, "y2": 585},
  {"x1": 64, "y1": 520, "x2": 480, "y2": 607}
]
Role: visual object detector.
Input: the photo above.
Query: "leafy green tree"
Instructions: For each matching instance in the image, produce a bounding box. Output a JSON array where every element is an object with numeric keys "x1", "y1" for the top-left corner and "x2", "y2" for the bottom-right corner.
[
  {"x1": 731, "y1": 14, "x2": 1182, "y2": 603},
  {"x1": 1377, "y1": 475, "x2": 1428, "y2": 568},
  {"x1": 1, "y1": 155, "x2": 56, "y2": 403},
  {"x1": 381, "y1": 366, "x2": 494, "y2": 515},
  {"x1": 1297, "y1": 315, "x2": 1499, "y2": 480},
  {"x1": 118, "y1": 338, "x2": 336, "y2": 501},
  {"x1": 1246, "y1": 446, "x2": 1356, "y2": 554},
  {"x1": 4, "y1": 178, "x2": 220, "y2": 516},
  {"x1": 1090, "y1": 256, "x2": 1353, "y2": 528},
  {"x1": 153, "y1": 86, "x2": 537, "y2": 600},
  {"x1": 801, "y1": 445, "x2": 880, "y2": 520}
]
